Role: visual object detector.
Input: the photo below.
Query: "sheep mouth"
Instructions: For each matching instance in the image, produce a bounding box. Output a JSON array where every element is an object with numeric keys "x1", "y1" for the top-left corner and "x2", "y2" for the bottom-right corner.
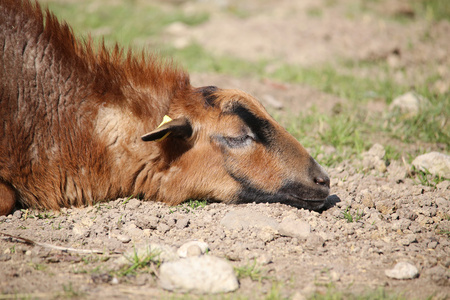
[
  {"x1": 235, "y1": 183, "x2": 329, "y2": 211},
  {"x1": 227, "y1": 171, "x2": 330, "y2": 210},
  {"x1": 279, "y1": 194, "x2": 328, "y2": 210}
]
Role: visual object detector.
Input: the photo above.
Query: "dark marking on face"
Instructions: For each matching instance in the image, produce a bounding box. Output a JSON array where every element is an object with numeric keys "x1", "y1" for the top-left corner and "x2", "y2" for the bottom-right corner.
[
  {"x1": 227, "y1": 171, "x2": 328, "y2": 210},
  {"x1": 228, "y1": 104, "x2": 274, "y2": 146},
  {"x1": 196, "y1": 86, "x2": 219, "y2": 107}
]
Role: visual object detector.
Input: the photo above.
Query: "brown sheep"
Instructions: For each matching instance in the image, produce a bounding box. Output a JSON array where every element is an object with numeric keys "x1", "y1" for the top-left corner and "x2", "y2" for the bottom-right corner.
[{"x1": 0, "y1": 0, "x2": 330, "y2": 216}]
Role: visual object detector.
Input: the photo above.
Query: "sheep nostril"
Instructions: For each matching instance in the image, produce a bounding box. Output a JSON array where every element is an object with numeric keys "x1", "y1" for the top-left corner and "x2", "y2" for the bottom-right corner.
[{"x1": 314, "y1": 176, "x2": 330, "y2": 188}]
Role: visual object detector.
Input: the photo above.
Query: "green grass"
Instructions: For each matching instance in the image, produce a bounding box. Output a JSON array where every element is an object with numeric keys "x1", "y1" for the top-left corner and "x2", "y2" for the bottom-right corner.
[
  {"x1": 45, "y1": 0, "x2": 209, "y2": 48},
  {"x1": 117, "y1": 247, "x2": 161, "y2": 277},
  {"x1": 344, "y1": 0, "x2": 450, "y2": 23},
  {"x1": 234, "y1": 261, "x2": 268, "y2": 282},
  {"x1": 309, "y1": 287, "x2": 408, "y2": 300},
  {"x1": 283, "y1": 110, "x2": 369, "y2": 166},
  {"x1": 270, "y1": 64, "x2": 402, "y2": 104},
  {"x1": 121, "y1": 195, "x2": 133, "y2": 205},
  {"x1": 417, "y1": 0, "x2": 450, "y2": 22},
  {"x1": 412, "y1": 166, "x2": 447, "y2": 188},
  {"x1": 340, "y1": 207, "x2": 363, "y2": 223},
  {"x1": 169, "y1": 199, "x2": 208, "y2": 214},
  {"x1": 437, "y1": 229, "x2": 450, "y2": 238},
  {"x1": 62, "y1": 282, "x2": 85, "y2": 298},
  {"x1": 32, "y1": 211, "x2": 57, "y2": 220}
]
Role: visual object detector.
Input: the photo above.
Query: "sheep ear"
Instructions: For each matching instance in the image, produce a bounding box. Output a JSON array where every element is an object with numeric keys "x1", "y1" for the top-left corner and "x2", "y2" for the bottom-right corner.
[{"x1": 141, "y1": 117, "x2": 192, "y2": 142}]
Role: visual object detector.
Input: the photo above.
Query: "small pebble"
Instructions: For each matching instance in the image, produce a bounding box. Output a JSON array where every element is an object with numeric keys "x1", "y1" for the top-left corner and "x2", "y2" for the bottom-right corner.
[
  {"x1": 13, "y1": 210, "x2": 22, "y2": 219},
  {"x1": 177, "y1": 241, "x2": 209, "y2": 258},
  {"x1": 117, "y1": 235, "x2": 131, "y2": 243}
]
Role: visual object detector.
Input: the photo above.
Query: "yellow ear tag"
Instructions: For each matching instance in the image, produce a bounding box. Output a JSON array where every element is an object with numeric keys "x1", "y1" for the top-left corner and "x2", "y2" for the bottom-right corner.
[{"x1": 155, "y1": 115, "x2": 173, "y2": 142}]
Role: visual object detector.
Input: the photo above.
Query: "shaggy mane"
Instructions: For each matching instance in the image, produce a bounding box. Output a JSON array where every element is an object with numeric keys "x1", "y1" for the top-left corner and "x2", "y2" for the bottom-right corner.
[{"x1": 2, "y1": 0, "x2": 189, "y2": 97}]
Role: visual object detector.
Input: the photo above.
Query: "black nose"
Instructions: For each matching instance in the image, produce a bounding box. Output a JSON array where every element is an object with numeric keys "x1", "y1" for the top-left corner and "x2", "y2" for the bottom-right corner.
[{"x1": 314, "y1": 176, "x2": 330, "y2": 188}]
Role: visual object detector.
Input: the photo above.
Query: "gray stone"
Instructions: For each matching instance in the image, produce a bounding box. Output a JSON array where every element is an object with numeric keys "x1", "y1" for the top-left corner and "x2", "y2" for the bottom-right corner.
[
  {"x1": 387, "y1": 160, "x2": 408, "y2": 181},
  {"x1": 385, "y1": 262, "x2": 419, "y2": 279},
  {"x1": 367, "y1": 143, "x2": 386, "y2": 159},
  {"x1": 437, "y1": 180, "x2": 450, "y2": 190},
  {"x1": 135, "y1": 215, "x2": 159, "y2": 229},
  {"x1": 398, "y1": 234, "x2": 417, "y2": 246},
  {"x1": 259, "y1": 227, "x2": 276, "y2": 242},
  {"x1": 375, "y1": 200, "x2": 397, "y2": 215},
  {"x1": 360, "y1": 189, "x2": 375, "y2": 208},
  {"x1": 0, "y1": 254, "x2": 11, "y2": 262},
  {"x1": 122, "y1": 223, "x2": 144, "y2": 238},
  {"x1": 427, "y1": 241, "x2": 438, "y2": 249},
  {"x1": 220, "y1": 208, "x2": 279, "y2": 231},
  {"x1": 412, "y1": 152, "x2": 450, "y2": 179},
  {"x1": 391, "y1": 219, "x2": 411, "y2": 231},
  {"x1": 279, "y1": 217, "x2": 310, "y2": 239},
  {"x1": 304, "y1": 234, "x2": 324, "y2": 250},
  {"x1": 176, "y1": 217, "x2": 190, "y2": 229},
  {"x1": 13, "y1": 210, "x2": 22, "y2": 219},
  {"x1": 362, "y1": 144, "x2": 387, "y2": 173},
  {"x1": 159, "y1": 255, "x2": 239, "y2": 294},
  {"x1": 125, "y1": 198, "x2": 141, "y2": 210},
  {"x1": 389, "y1": 92, "x2": 429, "y2": 116},
  {"x1": 72, "y1": 218, "x2": 92, "y2": 237},
  {"x1": 157, "y1": 223, "x2": 170, "y2": 233},
  {"x1": 425, "y1": 265, "x2": 450, "y2": 286},
  {"x1": 435, "y1": 197, "x2": 449, "y2": 209},
  {"x1": 291, "y1": 292, "x2": 307, "y2": 300}
]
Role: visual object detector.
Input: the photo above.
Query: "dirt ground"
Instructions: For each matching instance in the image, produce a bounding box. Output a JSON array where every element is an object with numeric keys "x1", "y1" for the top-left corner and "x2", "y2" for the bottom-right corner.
[{"x1": 1, "y1": 0, "x2": 449, "y2": 299}]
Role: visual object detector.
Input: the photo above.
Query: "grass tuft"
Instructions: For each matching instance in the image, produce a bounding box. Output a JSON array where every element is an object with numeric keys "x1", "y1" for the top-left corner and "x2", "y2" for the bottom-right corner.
[
  {"x1": 340, "y1": 207, "x2": 363, "y2": 223},
  {"x1": 169, "y1": 199, "x2": 208, "y2": 214},
  {"x1": 118, "y1": 247, "x2": 161, "y2": 277},
  {"x1": 412, "y1": 166, "x2": 447, "y2": 188},
  {"x1": 234, "y1": 260, "x2": 267, "y2": 282}
]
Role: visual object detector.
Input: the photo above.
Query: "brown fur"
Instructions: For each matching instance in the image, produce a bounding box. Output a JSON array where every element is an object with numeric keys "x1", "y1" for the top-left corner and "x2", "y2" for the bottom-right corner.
[{"x1": 0, "y1": 0, "x2": 330, "y2": 216}]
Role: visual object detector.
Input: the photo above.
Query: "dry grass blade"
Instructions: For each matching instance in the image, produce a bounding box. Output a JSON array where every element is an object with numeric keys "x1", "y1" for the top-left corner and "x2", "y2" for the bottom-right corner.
[{"x1": 0, "y1": 232, "x2": 123, "y2": 255}]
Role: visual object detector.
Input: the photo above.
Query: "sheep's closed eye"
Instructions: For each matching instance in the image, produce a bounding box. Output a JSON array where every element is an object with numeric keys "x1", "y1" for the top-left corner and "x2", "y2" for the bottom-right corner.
[
  {"x1": 215, "y1": 133, "x2": 255, "y2": 149},
  {"x1": 223, "y1": 135, "x2": 253, "y2": 148}
]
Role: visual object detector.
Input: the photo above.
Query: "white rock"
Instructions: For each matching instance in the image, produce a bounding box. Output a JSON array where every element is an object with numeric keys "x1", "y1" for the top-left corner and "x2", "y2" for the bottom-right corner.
[
  {"x1": 412, "y1": 152, "x2": 450, "y2": 179},
  {"x1": 385, "y1": 262, "x2": 419, "y2": 279},
  {"x1": 13, "y1": 210, "x2": 22, "y2": 219},
  {"x1": 159, "y1": 255, "x2": 239, "y2": 294},
  {"x1": 278, "y1": 217, "x2": 310, "y2": 239},
  {"x1": 367, "y1": 143, "x2": 386, "y2": 159},
  {"x1": 72, "y1": 223, "x2": 90, "y2": 236},
  {"x1": 262, "y1": 94, "x2": 284, "y2": 110},
  {"x1": 116, "y1": 234, "x2": 131, "y2": 243},
  {"x1": 389, "y1": 92, "x2": 429, "y2": 115},
  {"x1": 177, "y1": 240, "x2": 209, "y2": 258},
  {"x1": 291, "y1": 291, "x2": 307, "y2": 300},
  {"x1": 437, "y1": 180, "x2": 450, "y2": 190},
  {"x1": 164, "y1": 22, "x2": 189, "y2": 36},
  {"x1": 81, "y1": 217, "x2": 94, "y2": 227},
  {"x1": 259, "y1": 228, "x2": 276, "y2": 242},
  {"x1": 362, "y1": 144, "x2": 387, "y2": 173},
  {"x1": 220, "y1": 208, "x2": 279, "y2": 231}
]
